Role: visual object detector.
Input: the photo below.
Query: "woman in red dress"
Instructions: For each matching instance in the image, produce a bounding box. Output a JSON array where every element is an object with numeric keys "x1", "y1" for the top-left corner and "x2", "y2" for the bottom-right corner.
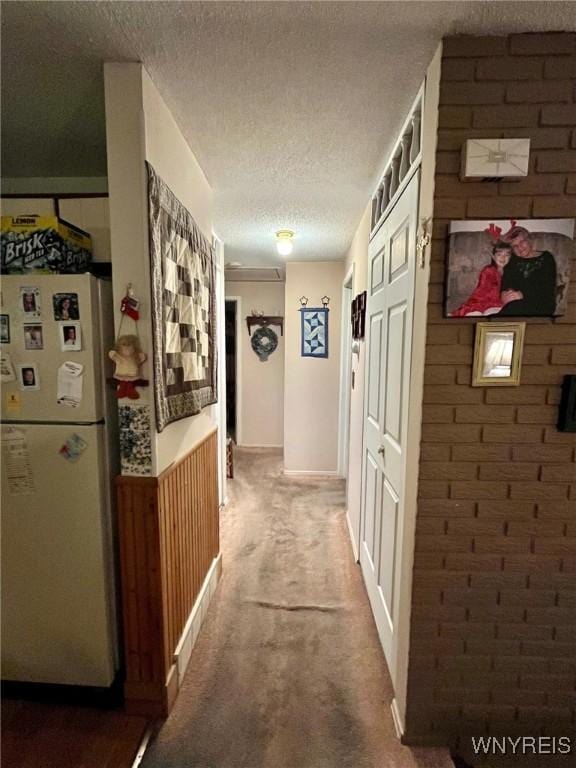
[{"x1": 450, "y1": 241, "x2": 512, "y2": 317}]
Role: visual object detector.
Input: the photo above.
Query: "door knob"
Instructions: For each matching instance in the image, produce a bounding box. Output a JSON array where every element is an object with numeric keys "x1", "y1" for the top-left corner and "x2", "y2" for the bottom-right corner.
[{"x1": 378, "y1": 445, "x2": 385, "y2": 455}]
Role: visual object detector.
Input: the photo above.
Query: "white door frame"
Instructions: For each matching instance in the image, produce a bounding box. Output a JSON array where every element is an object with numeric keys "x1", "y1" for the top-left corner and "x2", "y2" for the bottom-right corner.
[
  {"x1": 337, "y1": 264, "x2": 354, "y2": 478},
  {"x1": 357, "y1": 46, "x2": 441, "y2": 736},
  {"x1": 391, "y1": 46, "x2": 441, "y2": 732},
  {"x1": 224, "y1": 295, "x2": 243, "y2": 446}
]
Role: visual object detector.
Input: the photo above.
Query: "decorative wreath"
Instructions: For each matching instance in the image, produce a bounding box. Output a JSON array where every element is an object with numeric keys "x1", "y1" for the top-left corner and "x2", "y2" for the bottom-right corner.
[{"x1": 251, "y1": 326, "x2": 278, "y2": 361}]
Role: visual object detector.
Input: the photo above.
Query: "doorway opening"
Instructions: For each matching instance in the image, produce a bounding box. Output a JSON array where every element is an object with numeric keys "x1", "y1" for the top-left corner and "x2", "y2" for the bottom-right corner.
[{"x1": 225, "y1": 299, "x2": 238, "y2": 442}]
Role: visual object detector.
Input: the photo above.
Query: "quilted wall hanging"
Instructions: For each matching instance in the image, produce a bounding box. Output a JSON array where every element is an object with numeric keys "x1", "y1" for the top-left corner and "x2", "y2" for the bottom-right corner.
[
  {"x1": 147, "y1": 162, "x2": 217, "y2": 432},
  {"x1": 300, "y1": 307, "x2": 329, "y2": 358}
]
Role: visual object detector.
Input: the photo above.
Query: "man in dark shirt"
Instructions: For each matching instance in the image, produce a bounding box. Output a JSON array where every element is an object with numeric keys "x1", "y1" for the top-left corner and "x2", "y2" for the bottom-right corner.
[{"x1": 498, "y1": 226, "x2": 557, "y2": 316}]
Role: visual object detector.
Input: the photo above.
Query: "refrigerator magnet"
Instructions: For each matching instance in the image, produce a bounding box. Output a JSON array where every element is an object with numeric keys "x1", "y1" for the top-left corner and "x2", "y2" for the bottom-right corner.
[
  {"x1": 59, "y1": 433, "x2": 88, "y2": 462},
  {"x1": 59, "y1": 322, "x2": 81, "y2": 351},
  {"x1": 19, "y1": 287, "x2": 41, "y2": 318},
  {"x1": 53, "y1": 293, "x2": 80, "y2": 321},
  {"x1": 18, "y1": 363, "x2": 40, "y2": 391},
  {"x1": 23, "y1": 323, "x2": 43, "y2": 350},
  {"x1": 0, "y1": 315, "x2": 10, "y2": 343},
  {"x1": 6, "y1": 392, "x2": 21, "y2": 415}
]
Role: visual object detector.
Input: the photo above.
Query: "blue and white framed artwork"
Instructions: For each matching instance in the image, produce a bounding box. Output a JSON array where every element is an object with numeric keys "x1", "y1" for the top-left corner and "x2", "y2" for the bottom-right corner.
[{"x1": 300, "y1": 307, "x2": 329, "y2": 358}]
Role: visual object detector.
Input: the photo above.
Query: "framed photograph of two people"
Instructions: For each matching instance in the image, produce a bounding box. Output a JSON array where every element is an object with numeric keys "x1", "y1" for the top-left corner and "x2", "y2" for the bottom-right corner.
[{"x1": 445, "y1": 218, "x2": 575, "y2": 318}]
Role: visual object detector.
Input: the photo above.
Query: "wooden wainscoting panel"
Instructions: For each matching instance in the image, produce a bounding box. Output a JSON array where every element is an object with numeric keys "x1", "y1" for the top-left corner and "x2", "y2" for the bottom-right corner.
[
  {"x1": 116, "y1": 428, "x2": 220, "y2": 716},
  {"x1": 117, "y1": 477, "x2": 165, "y2": 688},
  {"x1": 157, "y1": 430, "x2": 219, "y2": 675}
]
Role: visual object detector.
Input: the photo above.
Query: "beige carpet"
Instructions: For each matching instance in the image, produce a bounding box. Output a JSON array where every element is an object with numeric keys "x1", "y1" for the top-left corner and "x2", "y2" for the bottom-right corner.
[{"x1": 141, "y1": 448, "x2": 452, "y2": 768}]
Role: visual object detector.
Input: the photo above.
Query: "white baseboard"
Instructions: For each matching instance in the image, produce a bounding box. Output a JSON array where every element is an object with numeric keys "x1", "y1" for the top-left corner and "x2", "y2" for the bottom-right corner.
[
  {"x1": 345, "y1": 510, "x2": 359, "y2": 562},
  {"x1": 238, "y1": 443, "x2": 283, "y2": 448},
  {"x1": 390, "y1": 698, "x2": 404, "y2": 739},
  {"x1": 173, "y1": 552, "x2": 222, "y2": 686},
  {"x1": 284, "y1": 469, "x2": 341, "y2": 477}
]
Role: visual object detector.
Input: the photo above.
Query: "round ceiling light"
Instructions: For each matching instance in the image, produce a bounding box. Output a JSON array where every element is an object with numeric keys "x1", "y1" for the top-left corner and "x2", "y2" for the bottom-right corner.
[{"x1": 275, "y1": 230, "x2": 294, "y2": 257}]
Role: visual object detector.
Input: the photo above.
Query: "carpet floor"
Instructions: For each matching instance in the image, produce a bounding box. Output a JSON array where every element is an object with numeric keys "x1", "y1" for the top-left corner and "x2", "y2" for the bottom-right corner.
[{"x1": 141, "y1": 448, "x2": 452, "y2": 768}]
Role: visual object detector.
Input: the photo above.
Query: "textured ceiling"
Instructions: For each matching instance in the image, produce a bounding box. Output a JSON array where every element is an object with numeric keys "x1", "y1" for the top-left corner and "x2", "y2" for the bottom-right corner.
[{"x1": 2, "y1": 2, "x2": 575, "y2": 266}]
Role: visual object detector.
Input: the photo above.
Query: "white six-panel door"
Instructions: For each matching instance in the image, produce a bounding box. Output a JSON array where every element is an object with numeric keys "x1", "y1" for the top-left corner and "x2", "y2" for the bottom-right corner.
[{"x1": 360, "y1": 171, "x2": 419, "y2": 684}]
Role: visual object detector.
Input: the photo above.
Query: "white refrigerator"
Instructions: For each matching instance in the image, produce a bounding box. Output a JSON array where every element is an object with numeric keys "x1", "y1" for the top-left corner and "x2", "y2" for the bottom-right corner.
[{"x1": 1, "y1": 273, "x2": 120, "y2": 688}]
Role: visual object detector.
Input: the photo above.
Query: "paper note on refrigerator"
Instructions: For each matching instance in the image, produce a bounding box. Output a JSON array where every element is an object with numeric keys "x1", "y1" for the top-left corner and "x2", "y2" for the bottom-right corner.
[
  {"x1": 1, "y1": 351, "x2": 16, "y2": 382},
  {"x1": 2, "y1": 427, "x2": 36, "y2": 495},
  {"x1": 57, "y1": 361, "x2": 84, "y2": 408}
]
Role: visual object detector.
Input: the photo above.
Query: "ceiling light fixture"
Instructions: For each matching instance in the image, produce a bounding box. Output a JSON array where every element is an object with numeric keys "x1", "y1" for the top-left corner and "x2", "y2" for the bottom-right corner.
[{"x1": 276, "y1": 230, "x2": 294, "y2": 257}]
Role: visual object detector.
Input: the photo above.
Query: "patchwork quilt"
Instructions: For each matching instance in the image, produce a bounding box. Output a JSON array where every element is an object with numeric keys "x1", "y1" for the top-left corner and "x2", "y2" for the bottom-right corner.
[
  {"x1": 300, "y1": 307, "x2": 329, "y2": 358},
  {"x1": 147, "y1": 163, "x2": 217, "y2": 432}
]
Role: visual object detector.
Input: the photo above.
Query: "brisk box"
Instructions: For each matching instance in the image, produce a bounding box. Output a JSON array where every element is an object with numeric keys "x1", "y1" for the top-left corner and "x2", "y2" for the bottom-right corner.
[{"x1": 1, "y1": 215, "x2": 93, "y2": 274}]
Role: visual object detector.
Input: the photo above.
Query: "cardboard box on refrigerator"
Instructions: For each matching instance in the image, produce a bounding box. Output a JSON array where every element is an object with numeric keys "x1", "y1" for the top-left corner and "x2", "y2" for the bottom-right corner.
[{"x1": 1, "y1": 215, "x2": 93, "y2": 274}]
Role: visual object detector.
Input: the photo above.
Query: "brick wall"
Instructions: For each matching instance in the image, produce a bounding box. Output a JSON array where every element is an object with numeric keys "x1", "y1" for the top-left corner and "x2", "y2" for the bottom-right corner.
[{"x1": 404, "y1": 33, "x2": 576, "y2": 761}]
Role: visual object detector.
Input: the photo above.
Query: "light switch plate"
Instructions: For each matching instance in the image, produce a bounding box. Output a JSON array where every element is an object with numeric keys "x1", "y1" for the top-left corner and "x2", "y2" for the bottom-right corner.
[{"x1": 461, "y1": 138, "x2": 530, "y2": 179}]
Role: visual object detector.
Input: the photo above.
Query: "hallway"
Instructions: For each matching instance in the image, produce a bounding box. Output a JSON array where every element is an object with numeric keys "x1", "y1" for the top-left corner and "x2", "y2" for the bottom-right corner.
[{"x1": 141, "y1": 449, "x2": 451, "y2": 768}]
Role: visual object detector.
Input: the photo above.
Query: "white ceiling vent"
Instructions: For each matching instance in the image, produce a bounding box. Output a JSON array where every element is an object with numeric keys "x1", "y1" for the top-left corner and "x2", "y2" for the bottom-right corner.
[{"x1": 224, "y1": 267, "x2": 285, "y2": 283}]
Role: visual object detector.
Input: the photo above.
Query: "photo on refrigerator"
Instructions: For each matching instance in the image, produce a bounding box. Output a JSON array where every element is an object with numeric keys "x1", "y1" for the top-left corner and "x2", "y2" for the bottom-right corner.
[
  {"x1": 0, "y1": 314, "x2": 10, "y2": 343},
  {"x1": 23, "y1": 323, "x2": 43, "y2": 350},
  {"x1": 18, "y1": 363, "x2": 40, "y2": 390},
  {"x1": 53, "y1": 292, "x2": 80, "y2": 321},
  {"x1": 19, "y1": 286, "x2": 41, "y2": 318},
  {"x1": 59, "y1": 321, "x2": 81, "y2": 351}
]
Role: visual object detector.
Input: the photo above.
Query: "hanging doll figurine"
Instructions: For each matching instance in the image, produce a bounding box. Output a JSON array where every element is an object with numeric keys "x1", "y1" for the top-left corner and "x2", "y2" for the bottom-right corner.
[
  {"x1": 109, "y1": 286, "x2": 149, "y2": 399},
  {"x1": 109, "y1": 334, "x2": 147, "y2": 399}
]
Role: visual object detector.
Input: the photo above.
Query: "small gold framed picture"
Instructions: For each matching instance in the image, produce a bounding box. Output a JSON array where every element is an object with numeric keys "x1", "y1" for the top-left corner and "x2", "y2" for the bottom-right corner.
[{"x1": 472, "y1": 322, "x2": 525, "y2": 387}]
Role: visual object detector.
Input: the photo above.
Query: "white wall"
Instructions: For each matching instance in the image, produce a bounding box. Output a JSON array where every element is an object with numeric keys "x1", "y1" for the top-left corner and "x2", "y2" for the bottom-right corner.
[
  {"x1": 284, "y1": 261, "x2": 344, "y2": 474},
  {"x1": 226, "y1": 281, "x2": 285, "y2": 448},
  {"x1": 215, "y1": 240, "x2": 227, "y2": 506},
  {"x1": 104, "y1": 63, "x2": 216, "y2": 476},
  {"x1": 59, "y1": 198, "x2": 111, "y2": 262},
  {"x1": 343, "y1": 204, "x2": 371, "y2": 556},
  {"x1": 1, "y1": 198, "x2": 56, "y2": 216},
  {"x1": 141, "y1": 68, "x2": 216, "y2": 473},
  {"x1": 1, "y1": 178, "x2": 108, "y2": 195},
  {"x1": 141, "y1": 72, "x2": 212, "y2": 243}
]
